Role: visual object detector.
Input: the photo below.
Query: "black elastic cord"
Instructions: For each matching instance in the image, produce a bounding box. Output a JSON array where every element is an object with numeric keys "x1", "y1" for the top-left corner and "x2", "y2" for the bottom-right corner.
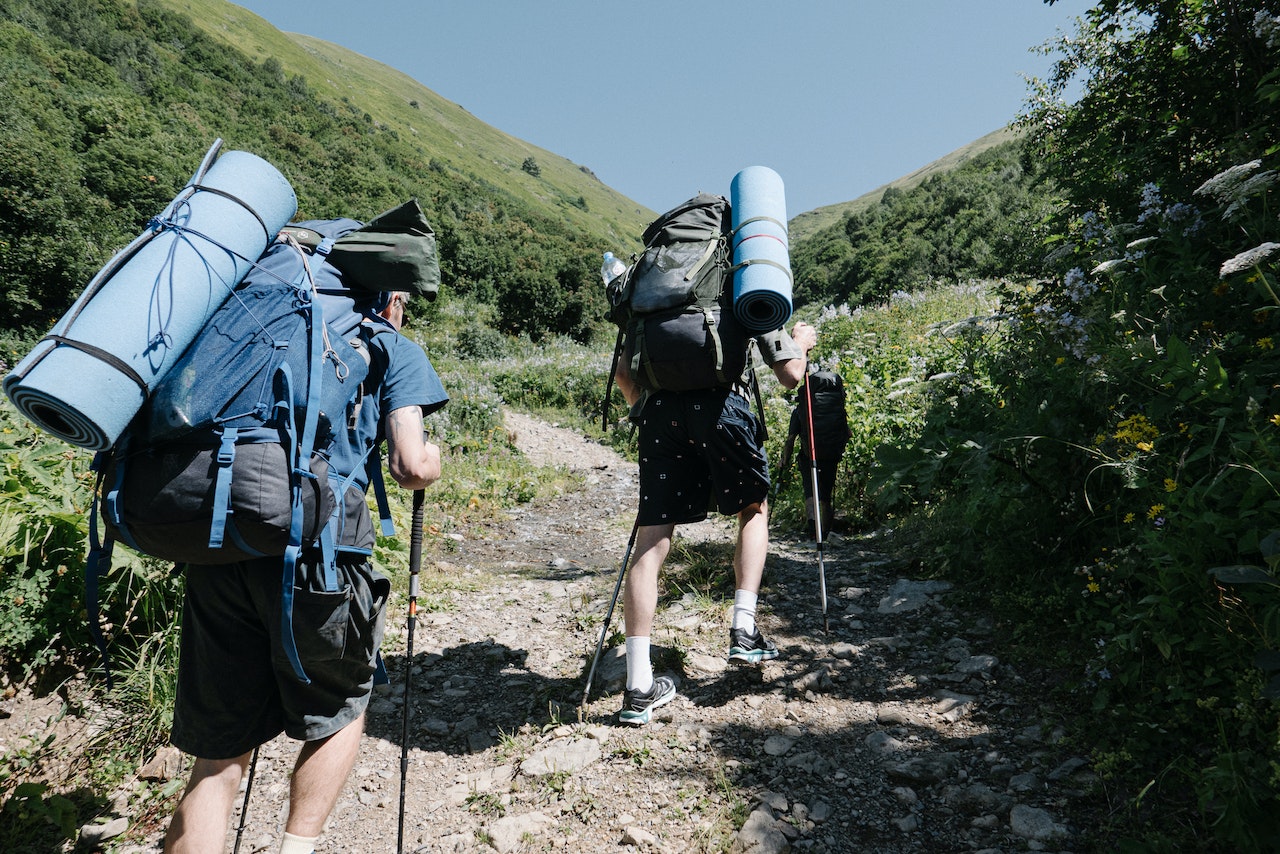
[{"x1": 40, "y1": 335, "x2": 150, "y2": 398}]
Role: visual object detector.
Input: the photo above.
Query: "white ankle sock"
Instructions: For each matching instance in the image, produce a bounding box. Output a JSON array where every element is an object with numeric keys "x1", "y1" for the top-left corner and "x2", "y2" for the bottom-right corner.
[
  {"x1": 280, "y1": 832, "x2": 317, "y2": 854},
  {"x1": 625, "y1": 636, "x2": 653, "y2": 693},
  {"x1": 732, "y1": 589, "x2": 758, "y2": 633}
]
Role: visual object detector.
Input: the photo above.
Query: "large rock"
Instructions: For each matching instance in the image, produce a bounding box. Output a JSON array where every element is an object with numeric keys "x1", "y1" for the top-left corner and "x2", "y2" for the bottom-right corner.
[
  {"x1": 878, "y1": 579, "x2": 953, "y2": 614},
  {"x1": 520, "y1": 736, "x2": 601, "y2": 777},
  {"x1": 487, "y1": 811, "x2": 556, "y2": 853},
  {"x1": 732, "y1": 806, "x2": 791, "y2": 853}
]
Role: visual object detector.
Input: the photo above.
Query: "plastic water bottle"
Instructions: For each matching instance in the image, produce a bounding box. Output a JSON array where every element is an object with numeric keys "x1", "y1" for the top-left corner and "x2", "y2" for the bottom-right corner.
[{"x1": 601, "y1": 251, "x2": 626, "y2": 284}]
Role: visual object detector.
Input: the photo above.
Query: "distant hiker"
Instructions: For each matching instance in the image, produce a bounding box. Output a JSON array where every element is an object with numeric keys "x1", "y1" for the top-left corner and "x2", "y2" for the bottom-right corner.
[
  {"x1": 613, "y1": 318, "x2": 816, "y2": 724},
  {"x1": 781, "y1": 368, "x2": 851, "y2": 538},
  {"x1": 163, "y1": 268, "x2": 445, "y2": 854}
]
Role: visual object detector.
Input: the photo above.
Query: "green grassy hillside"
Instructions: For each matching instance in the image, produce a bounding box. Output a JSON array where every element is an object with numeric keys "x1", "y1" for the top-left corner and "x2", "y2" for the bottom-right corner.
[
  {"x1": 156, "y1": 0, "x2": 653, "y2": 248},
  {"x1": 789, "y1": 126, "x2": 1020, "y2": 243}
]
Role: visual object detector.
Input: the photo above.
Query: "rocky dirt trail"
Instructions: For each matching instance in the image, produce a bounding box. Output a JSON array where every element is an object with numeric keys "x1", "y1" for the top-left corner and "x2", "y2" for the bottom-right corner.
[{"x1": 9, "y1": 411, "x2": 1103, "y2": 853}]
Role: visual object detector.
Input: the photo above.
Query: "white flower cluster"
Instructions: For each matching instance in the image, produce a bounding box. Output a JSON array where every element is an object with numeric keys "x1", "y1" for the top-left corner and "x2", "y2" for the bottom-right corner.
[
  {"x1": 1219, "y1": 242, "x2": 1280, "y2": 278},
  {"x1": 1121, "y1": 236, "x2": 1157, "y2": 264},
  {"x1": 818, "y1": 303, "x2": 859, "y2": 322},
  {"x1": 1195, "y1": 160, "x2": 1279, "y2": 219},
  {"x1": 1256, "y1": 10, "x2": 1280, "y2": 50},
  {"x1": 1063, "y1": 267, "x2": 1099, "y2": 303},
  {"x1": 889, "y1": 290, "x2": 929, "y2": 308}
]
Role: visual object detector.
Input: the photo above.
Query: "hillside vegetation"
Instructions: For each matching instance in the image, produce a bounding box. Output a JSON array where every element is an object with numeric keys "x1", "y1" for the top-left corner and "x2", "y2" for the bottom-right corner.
[
  {"x1": 152, "y1": 0, "x2": 652, "y2": 246},
  {"x1": 788, "y1": 126, "x2": 1021, "y2": 243},
  {"x1": 791, "y1": 136, "x2": 1059, "y2": 307},
  {"x1": 0, "y1": 0, "x2": 651, "y2": 354}
]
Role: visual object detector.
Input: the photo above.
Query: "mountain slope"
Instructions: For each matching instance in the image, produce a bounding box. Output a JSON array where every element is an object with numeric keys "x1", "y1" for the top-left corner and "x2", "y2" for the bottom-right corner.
[
  {"x1": 154, "y1": 0, "x2": 652, "y2": 248},
  {"x1": 789, "y1": 126, "x2": 1021, "y2": 243}
]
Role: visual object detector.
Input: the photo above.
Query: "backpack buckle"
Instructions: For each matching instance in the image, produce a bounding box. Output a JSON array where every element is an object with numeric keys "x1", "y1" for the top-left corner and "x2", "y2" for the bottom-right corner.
[{"x1": 216, "y1": 429, "x2": 238, "y2": 466}]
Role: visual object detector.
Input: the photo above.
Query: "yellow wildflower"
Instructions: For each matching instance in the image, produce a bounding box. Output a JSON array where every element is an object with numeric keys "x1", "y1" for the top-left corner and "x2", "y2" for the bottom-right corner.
[
  {"x1": 1136, "y1": 441, "x2": 1154, "y2": 452},
  {"x1": 1123, "y1": 513, "x2": 1136, "y2": 523},
  {"x1": 1271, "y1": 414, "x2": 1280, "y2": 427},
  {"x1": 1087, "y1": 581, "x2": 1101, "y2": 593},
  {"x1": 1258, "y1": 337, "x2": 1275, "y2": 351},
  {"x1": 1148, "y1": 504, "x2": 1165, "y2": 519},
  {"x1": 1163, "y1": 478, "x2": 1177, "y2": 492},
  {"x1": 1114, "y1": 414, "x2": 1159, "y2": 446}
]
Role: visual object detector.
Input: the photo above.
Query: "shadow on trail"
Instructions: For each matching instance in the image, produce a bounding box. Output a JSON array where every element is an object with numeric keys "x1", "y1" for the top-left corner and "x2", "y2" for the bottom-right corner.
[
  {"x1": 359, "y1": 527, "x2": 1088, "y2": 852},
  {"x1": 365, "y1": 640, "x2": 587, "y2": 757}
]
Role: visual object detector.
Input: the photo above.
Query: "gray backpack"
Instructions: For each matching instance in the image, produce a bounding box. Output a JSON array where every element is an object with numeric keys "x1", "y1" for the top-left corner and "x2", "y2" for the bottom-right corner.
[{"x1": 604, "y1": 194, "x2": 748, "y2": 414}]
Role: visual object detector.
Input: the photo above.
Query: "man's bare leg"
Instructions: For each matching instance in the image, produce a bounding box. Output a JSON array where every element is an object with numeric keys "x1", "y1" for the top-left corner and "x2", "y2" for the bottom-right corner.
[
  {"x1": 734, "y1": 501, "x2": 769, "y2": 592},
  {"x1": 284, "y1": 714, "x2": 366, "y2": 837},
  {"x1": 164, "y1": 753, "x2": 254, "y2": 854}
]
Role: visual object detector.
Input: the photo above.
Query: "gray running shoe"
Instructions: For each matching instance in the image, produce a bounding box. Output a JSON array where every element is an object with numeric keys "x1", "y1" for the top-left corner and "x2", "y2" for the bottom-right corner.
[
  {"x1": 619, "y1": 676, "x2": 677, "y2": 726},
  {"x1": 728, "y1": 627, "x2": 780, "y2": 663}
]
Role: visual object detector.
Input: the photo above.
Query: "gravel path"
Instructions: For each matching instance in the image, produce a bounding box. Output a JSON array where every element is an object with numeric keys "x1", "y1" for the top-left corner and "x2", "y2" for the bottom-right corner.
[{"x1": 13, "y1": 410, "x2": 1102, "y2": 853}]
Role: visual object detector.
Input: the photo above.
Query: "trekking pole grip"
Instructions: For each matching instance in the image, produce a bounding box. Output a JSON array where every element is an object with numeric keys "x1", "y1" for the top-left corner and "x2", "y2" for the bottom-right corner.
[{"x1": 409, "y1": 489, "x2": 425, "y2": 594}]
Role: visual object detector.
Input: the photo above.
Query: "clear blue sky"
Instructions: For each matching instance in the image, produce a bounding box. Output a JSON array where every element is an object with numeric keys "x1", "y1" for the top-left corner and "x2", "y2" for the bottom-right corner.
[{"x1": 231, "y1": 0, "x2": 1091, "y2": 217}]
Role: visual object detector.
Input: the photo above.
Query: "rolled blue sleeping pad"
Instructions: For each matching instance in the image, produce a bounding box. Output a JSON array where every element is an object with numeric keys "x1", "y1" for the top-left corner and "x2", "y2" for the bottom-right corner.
[
  {"x1": 730, "y1": 165, "x2": 792, "y2": 333},
  {"x1": 3, "y1": 142, "x2": 297, "y2": 451}
]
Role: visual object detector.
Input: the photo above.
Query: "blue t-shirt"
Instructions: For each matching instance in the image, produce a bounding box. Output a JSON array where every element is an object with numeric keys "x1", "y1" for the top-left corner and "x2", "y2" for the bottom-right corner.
[{"x1": 328, "y1": 323, "x2": 448, "y2": 551}]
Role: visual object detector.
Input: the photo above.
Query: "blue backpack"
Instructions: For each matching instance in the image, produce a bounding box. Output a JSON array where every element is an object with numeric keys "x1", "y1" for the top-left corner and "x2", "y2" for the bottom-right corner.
[{"x1": 89, "y1": 209, "x2": 435, "y2": 683}]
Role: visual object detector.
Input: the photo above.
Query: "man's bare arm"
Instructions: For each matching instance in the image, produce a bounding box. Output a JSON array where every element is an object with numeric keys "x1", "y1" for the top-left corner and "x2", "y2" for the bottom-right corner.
[{"x1": 385, "y1": 405, "x2": 441, "y2": 490}]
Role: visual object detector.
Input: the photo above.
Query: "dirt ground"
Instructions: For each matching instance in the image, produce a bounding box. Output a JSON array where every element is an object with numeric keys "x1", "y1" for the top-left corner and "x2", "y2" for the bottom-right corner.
[{"x1": 2, "y1": 410, "x2": 1104, "y2": 853}]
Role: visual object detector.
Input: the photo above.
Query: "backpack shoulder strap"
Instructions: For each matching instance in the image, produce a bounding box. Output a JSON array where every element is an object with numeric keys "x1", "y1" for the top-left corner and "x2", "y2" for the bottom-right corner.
[{"x1": 602, "y1": 328, "x2": 624, "y2": 430}]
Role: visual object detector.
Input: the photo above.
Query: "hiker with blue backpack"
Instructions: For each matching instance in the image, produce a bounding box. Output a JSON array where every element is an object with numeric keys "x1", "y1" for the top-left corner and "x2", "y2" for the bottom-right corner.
[
  {"x1": 151, "y1": 209, "x2": 447, "y2": 854},
  {"x1": 600, "y1": 192, "x2": 817, "y2": 724},
  {"x1": 0, "y1": 140, "x2": 447, "y2": 854}
]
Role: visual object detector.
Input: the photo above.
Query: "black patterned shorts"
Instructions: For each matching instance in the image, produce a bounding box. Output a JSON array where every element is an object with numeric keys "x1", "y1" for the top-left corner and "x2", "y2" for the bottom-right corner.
[{"x1": 636, "y1": 389, "x2": 770, "y2": 526}]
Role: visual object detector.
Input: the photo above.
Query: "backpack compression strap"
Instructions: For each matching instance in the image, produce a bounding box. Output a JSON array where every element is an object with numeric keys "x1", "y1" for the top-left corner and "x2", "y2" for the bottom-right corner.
[
  {"x1": 602, "y1": 328, "x2": 624, "y2": 430},
  {"x1": 276, "y1": 238, "x2": 339, "y2": 685}
]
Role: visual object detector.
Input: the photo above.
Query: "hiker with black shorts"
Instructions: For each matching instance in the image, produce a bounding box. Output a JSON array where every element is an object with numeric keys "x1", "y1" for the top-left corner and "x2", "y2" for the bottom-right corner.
[
  {"x1": 781, "y1": 368, "x2": 851, "y2": 538},
  {"x1": 613, "y1": 319, "x2": 817, "y2": 725},
  {"x1": 163, "y1": 292, "x2": 445, "y2": 854}
]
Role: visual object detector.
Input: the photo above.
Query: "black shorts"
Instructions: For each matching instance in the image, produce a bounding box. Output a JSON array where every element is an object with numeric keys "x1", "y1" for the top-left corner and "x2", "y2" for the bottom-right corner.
[
  {"x1": 635, "y1": 389, "x2": 770, "y2": 526},
  {"x1": 170, "y1": 556, "x2": 390, "y2": 760},
  {"x1": 798, "y1": 454, "x2": 840, "y2": 502}
]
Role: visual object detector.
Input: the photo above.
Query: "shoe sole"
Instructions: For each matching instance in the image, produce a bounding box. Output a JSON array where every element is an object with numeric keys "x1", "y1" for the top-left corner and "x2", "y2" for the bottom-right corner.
[
  {"x1": 728, "y1": 647, "x2": 780, "y2": 663},
  {"x1": 618, "y1": 684, "x2": 677, "y2": 726}
]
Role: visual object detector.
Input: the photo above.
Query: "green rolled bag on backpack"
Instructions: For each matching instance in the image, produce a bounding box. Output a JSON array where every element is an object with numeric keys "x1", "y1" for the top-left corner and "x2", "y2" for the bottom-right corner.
[{"x1": 282, "y1": 198, "x2": 441, "y2": 300}]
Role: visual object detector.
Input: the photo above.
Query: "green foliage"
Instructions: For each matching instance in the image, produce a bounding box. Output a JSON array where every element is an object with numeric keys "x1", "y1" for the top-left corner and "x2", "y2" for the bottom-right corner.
[
  {"x1": 1020, "y1": 0, "x2": 1280, "y2": 217},
  {"x1": 0, "y1": 0, "x2": 624, "y2": 347},
  {"x1": 0, "y1": 782, "x2": 78, "y2": 851},
  {"x1": 857, "y1": 4, "x2": 1280, "y2": 848},
  {"x1": 791, "y1": 140, "x2": 1060, "y2": 308},
  {"x1": 0, "y1": 398, "x2": 96, "y2": 677},
  {"x1": 765, "y1": 285, "x2": 1000, "y2": 529},
  {"x1": 489, "y1": 347, "x2": 610, "y2": 421}
]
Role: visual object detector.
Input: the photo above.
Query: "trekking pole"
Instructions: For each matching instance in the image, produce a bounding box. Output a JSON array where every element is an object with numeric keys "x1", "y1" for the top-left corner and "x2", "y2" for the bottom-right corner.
[
  {"x1": 397, "y1": 488, "x2": 425, "y2": 854},
  {"x1": 231, "y1": 746, "x2": 259, "y2": 854},
  {"x1": 580, "y1": 517, "x2": 639, "y2": 716},
  {"x1": 802, "y1": 368, "x2": 830, "y2": 633}
]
